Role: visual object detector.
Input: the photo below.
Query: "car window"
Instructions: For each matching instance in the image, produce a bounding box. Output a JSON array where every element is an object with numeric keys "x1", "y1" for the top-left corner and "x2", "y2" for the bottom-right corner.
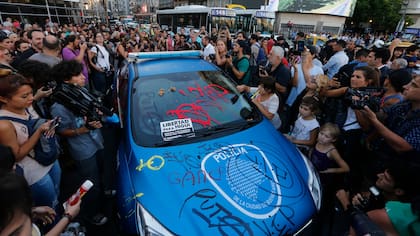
[{"x1": 131, "y1": 70, "x2": 257, "y2": 147}]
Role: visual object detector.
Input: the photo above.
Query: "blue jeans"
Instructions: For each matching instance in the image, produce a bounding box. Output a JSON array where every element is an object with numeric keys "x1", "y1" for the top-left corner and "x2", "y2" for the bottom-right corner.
[
  {"x1": 30, "y1": 160, "x2": 61, "y2": 210},
  {"x1": 75, "y1": 150, "x2": 104, "y2": 219},
  {"x1": 91, "y1": 70, "x2": 107, "y2": 94}
]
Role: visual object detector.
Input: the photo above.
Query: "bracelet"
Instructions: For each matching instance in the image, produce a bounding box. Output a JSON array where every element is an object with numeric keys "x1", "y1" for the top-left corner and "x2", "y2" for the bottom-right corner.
[{"x1": 63, "y1": 212, "x2": 73, "y2": 221}]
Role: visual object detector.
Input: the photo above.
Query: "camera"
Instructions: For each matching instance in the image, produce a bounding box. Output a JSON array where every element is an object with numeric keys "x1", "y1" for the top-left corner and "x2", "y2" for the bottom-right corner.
[
  {"x1": 42, "y1": 80, "x2": 57, "y2": 91},
  {"x1": 354, "y1": 186, "x2": 383, "y2": 212},
  {"x1": 208, "y1": 54, "x2": 216, "y2": 61},
  {"x1": 345, "y1": 87, "x2": 384, "y2": 112},
  {"x1": 51, "y1": 83, "x2": 113, "y2": 123}
]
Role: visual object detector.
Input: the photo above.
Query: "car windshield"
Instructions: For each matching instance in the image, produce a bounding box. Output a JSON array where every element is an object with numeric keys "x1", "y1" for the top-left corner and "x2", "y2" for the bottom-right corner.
[{"x1": 131, "y1": 70, "x2": 259, "y2": 147}]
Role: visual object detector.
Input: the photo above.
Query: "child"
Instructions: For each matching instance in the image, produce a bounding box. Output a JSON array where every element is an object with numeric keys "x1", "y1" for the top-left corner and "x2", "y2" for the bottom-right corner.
[
  {"x1": 285, "y1": 96, "x2": 320, "y2": 154},
  {"x1": 309, "y1": 123, "x2": 350, "y2": 235},
  {"x1": 310, "y1": 123, "x2": 349, "y2": 175}
]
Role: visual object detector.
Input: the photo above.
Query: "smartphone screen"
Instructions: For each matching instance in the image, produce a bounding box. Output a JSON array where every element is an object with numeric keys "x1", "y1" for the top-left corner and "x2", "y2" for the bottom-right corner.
[{"x1": 297, "y1": 40, "x2": 305, "y2": 52}]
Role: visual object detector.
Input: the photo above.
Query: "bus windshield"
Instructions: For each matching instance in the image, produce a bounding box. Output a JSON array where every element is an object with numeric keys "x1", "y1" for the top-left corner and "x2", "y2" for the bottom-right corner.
[{"x1": 157, "y1": 6, "x2": 236, "y2": 34}]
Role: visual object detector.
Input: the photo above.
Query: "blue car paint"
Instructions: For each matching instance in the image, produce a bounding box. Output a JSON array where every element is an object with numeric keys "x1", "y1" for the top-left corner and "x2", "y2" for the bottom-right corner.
[{"x1": 117, "y1": 57, "x2": 317, "y2": 235}]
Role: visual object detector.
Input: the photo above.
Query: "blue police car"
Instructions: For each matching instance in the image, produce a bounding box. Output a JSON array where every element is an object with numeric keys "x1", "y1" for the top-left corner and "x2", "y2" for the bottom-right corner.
[{"x1": 115, "y1": 51, "x2": 321, "y2": 235}]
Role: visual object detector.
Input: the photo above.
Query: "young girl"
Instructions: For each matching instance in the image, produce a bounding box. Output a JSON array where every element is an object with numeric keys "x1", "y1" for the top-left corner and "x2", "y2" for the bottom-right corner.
[
  {"x1": 310, "y1": 123, "x2": 350, "y2": 235},
  {"x1": 285, "y1": 96, "x2": 320, "y2": 154},
  {"x1": 310, "y1": 123, "x2": 350, "y2": 175}
]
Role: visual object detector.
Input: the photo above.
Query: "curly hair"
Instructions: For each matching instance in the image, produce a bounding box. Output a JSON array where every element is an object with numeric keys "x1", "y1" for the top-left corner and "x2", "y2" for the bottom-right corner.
[{"x1": 50, "y1": 60, "x2": 83, "y2": 83}]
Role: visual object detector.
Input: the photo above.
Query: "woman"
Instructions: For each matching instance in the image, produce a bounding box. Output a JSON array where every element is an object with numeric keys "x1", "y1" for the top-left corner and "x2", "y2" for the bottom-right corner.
[
  {"x1": 321, "y1": 66, "x2": 380, "y2": 192},
  {"x1": 214, "y1": 39, "x2": 228, "y2": 69},
  {"x1": 0, "y1": 71, "x2": 60, "y2": 211},
  {"x1": 88, "y1": 32, "x2": 111, "y2": 94},
  {"x1": 236, "y1": 76, "x2": 281, "y2": 130},
  {"x1": 0, "y1": 45, "x2": 17, "y2": 72},
  {"x1": 0, "y1": 171, "x2": 81, "y2": 236},
  {"x1": 50, "y1": 60, "x2": 108, "y2": 226}
]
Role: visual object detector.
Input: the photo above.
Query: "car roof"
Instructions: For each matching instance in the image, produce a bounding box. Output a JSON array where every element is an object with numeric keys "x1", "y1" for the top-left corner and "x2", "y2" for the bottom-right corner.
[{"x1": 128, "y1": 51, "x2": 217, "y2": 77}]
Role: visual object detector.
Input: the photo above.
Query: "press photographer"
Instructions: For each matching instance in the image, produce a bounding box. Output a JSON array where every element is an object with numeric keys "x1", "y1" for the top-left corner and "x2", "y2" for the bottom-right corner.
[
  {"x1": 335, "y1": 154, "x2": 420, "y2": 236},
  {"x1": 88, "y1": 32, "x2": 113, "y2": 95},
  {"x1": 320, "y1": 66, "x2": 380, "y2": 192},
  {"x1": 49, "y1": 60, "x2": 109, "y2": 226}
]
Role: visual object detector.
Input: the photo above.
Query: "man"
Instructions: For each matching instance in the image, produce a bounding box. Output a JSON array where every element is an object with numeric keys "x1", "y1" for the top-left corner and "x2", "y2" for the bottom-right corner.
[
  {"x1": 61, "y1": 35, "x2": 89, "y2": 87},
  {"x1": 345, "y1": 39, "x2": 356, "y2": 62},
  {"x1": 101, "y1": 28, "x2": 116, "y2": 69},
  {"x1": 323, "y1": 39, "x2": 349, "y2": 79},
  {"x1": 362, "y1": 73, "x2": 420, "y2": 153},
  {"x1": 260, "y1": 46, "x2": 291, "y2": 103},
  {"x1": 331, "y1": 48, "x2": 370, "y2": 88},
  {"x1": 226, "y1": 40, "x2": 251, "y2": 85},
  {"x1": 28, "y1": 35, "x2": 61, "y2": 67},
  {"x1": 249, "y1": 34, "x2": 262, "y2": 84},
  {"x1": 367, "y1": 47, "x2": 391, "y2": 86},
  {"x1": 236, "y1": 31, "x2": 246, "y2": 42},
  {"x1": 202, "y1": 35, "x2": 215, "y2": 61},
  {"x1": 11, "y1": 29, "x2": 44, "y2": 68},
  {"x1": 336, "y1": 155, "x2": 420, "y2": 236}
]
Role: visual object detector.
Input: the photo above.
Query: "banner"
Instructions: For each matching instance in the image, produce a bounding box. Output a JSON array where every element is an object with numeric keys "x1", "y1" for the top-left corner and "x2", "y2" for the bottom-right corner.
[{"x1": 278, "y1": 0, "x2": 357, "y2": 17}]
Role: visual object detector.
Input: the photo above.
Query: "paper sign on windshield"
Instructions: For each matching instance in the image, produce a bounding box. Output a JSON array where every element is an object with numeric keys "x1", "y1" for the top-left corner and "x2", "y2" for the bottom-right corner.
[{"x1": 160, "y1": 118, "x2": 195, "y2": 141}]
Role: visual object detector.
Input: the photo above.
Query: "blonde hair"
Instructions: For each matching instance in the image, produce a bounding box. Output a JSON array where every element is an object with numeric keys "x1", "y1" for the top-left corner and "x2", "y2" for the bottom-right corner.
[{"x1": 320, "y1": 122, "x2": 340, "y2": 140}]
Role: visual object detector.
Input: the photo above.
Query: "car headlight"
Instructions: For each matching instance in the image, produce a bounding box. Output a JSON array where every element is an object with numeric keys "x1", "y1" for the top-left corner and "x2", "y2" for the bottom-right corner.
[
  {"x1": 299, "y1": 151, "x2": 322, "y2": 211},
  {"x1": 136, "y1": 201, "x2": 175, "y2": 236}
]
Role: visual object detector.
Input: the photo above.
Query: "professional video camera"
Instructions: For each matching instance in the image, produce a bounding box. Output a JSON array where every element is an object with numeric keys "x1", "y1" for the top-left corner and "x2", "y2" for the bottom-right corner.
[
  {"x1": 345, "y1": 87, "x2": 384, "y2": 112},
  {"x1": 50, "y1": 83, "x2": 113, "y2": 125}
]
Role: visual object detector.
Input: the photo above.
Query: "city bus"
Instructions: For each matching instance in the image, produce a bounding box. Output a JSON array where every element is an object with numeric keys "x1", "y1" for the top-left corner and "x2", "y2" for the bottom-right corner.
[
  {"x1": 156, "y1": 5, "x2": 236, "y2": 34},
  {"x1": 233, "y1": 9, "x2": 276, "y2": 37}
]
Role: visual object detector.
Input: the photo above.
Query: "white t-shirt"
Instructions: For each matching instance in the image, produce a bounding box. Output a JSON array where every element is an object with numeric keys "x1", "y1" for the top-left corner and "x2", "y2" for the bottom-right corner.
[
  {"x1": 91, "y1": 44, "x2": 110, "y2": 70},
  {"x1": 290, "y1": 116, "x2": 320, "y2": 141},
  {"x1": 343, "y1": 107, "x2": 361, "y2": 131},
  {"x1": 250, "y1": 87, "x2": 281, "y2": 129},
  {"x1": 203, "y1": 43, "x2": 216, "y2": 59}
]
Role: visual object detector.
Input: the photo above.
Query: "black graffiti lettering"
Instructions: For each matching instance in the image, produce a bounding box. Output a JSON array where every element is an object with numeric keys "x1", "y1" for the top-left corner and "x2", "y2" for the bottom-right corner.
[
  {"x1": 271, "y1": 163, "x2": 288, "y2": 181},
  {"x1": 217, "y1": 215, "x2": 253, "y2": 236},
  {"x1": 253, "y1": 219, "x2": 275, "y2": 236},
  {"x1": 253, "y1": 213, "x2": 292, "y2": 236},
  {"x1": 278, "y1": 206, "x2": 296, "y2": 227},
  {"x1": 193, "y1": 202, "x2": 253, "y2": 236},
  {"x1": 184, "y1": 154, "x2": 201, "y2": 169},
  {"x1": 179, "y1": 189, "x2": 217, "y2": 217}
]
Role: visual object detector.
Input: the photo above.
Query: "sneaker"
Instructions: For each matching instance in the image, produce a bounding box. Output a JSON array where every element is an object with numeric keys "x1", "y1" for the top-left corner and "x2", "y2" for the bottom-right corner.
[{"x1": 89, "y1": 213, "x2": 108, "y2": 226}]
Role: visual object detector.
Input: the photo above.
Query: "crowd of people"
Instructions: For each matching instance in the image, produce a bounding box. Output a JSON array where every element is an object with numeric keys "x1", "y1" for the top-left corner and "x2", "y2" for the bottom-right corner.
[{"x1": 0, "y1": 16, "x2": 420, "y2": 235}]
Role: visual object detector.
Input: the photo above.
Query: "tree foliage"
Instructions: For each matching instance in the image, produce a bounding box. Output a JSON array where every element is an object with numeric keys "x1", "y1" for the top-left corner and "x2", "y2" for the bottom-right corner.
[{"x1": 349, "y1": 0, "x2": 411, "y2": 32}]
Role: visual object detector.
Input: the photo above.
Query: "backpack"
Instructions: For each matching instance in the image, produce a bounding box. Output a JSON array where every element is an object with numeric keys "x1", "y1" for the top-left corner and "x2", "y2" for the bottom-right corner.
[
  {"x1": 256, "y1": 45, "x2": 267, "y2": 66},
  {"x1": 0, "y1": 116, "x2": 60, "y2": 166}
]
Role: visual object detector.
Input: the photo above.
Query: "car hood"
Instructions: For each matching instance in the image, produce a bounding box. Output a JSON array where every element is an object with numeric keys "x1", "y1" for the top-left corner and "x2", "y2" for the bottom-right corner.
[{"x1": 126, "y1": 121, "x2": 315, "y2": 235}]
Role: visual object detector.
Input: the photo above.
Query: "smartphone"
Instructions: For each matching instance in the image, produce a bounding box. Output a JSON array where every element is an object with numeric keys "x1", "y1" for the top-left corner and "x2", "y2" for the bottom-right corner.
[
  {"x1": 297, "y1": 40, "x2": 305, "y2": 52},
  {"x1": 48, "y1": 117, "x2": 60, "y2": 131}
]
